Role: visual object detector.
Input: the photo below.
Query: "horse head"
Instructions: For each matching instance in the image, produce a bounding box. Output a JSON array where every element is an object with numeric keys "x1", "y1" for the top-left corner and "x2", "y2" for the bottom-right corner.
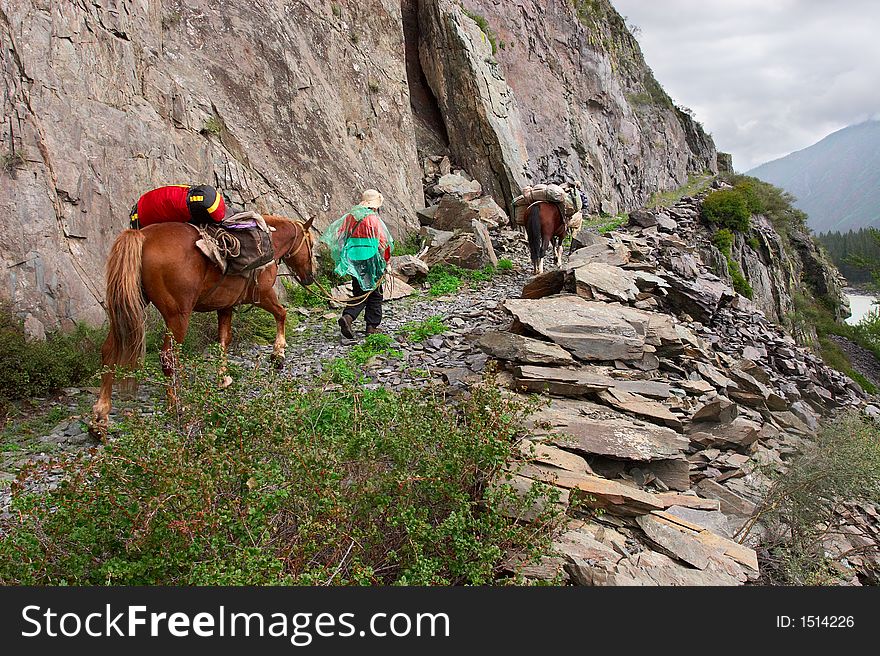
[{"x1": 279, "y1": 215, "x2": 317, "y2": 286}]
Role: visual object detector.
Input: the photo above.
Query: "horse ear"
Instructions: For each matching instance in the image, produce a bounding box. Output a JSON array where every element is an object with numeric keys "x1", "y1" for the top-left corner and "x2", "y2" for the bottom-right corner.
[{"x1": 303, "y1": 216, "x2": 315, "y2": 231}]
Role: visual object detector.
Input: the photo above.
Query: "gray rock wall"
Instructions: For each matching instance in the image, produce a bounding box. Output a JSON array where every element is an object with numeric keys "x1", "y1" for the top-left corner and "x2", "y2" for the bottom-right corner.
[
  {"x1": 459, "y1": 0, "x2": 718, "y2": 214},
  {"x1": 0, "y1": 0, "x2": 423, "y2": 333},
  {"x1": 2, "y1": 0, "x2": 722, "y2": 331}
]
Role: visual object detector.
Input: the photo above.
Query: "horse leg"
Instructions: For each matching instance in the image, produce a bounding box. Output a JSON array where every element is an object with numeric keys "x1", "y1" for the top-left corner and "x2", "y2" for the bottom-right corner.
[
  {"x1": 256, "y1": 287, "x2": 287, "y2": 368},
  {"x1": 158, "y1": 311, "x2": 191, "y2": 409},
  {"x1": 217, "y1": 308, "x2": 233, "y2": 389},
  {"x1": 91, "y1": 335, "x2": 117, "y2": 439},
  {"x1": 556, "y1": 237, "x2": 564, "y2": 268}
]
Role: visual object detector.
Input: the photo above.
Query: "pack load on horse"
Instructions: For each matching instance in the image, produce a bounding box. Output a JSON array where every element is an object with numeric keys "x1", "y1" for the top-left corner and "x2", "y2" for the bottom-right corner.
[
  {"x1": 513, "y1": 182, "x2": 584, "y2": 274},
  {"x1": 91, "y1": 186, "x2": 317, "y2": 438},
  {"x1": 512, "y1": 183, "x2": 582, "y2": 228},
  {"x1": 129, "y1": 184, "x2": 227, "y2": 229},
  {"x1": 319, "y1": 189, "x2": 394, "y2": 339}
]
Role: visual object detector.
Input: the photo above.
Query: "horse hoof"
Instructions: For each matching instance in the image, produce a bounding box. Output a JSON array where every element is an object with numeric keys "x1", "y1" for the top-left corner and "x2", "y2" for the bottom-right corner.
[
  {"x1": 88, "y1": 419, "x2": 108, "y2": 442},
  {"x1": 219, "y1": 375, "x2": 233, "y2": 389}
]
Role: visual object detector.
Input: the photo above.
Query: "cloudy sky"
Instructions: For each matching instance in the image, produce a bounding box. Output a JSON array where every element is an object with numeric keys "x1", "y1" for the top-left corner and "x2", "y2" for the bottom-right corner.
[{"x1": 612, "y1": 0, "x2": 880, "y2": 171}]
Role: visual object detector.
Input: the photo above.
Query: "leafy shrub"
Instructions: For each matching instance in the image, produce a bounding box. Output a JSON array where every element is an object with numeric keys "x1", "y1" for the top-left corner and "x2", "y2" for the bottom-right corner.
[
  {"x1": 726, "y1": 258, "x2": 753, "y2": 299},
  {"x1": 0, "y1": 357, "x2": 561, "y2": 585},
  {"x1": 399, "y1": 316, "x2": 447, "y2": 343},
  {"x1": 497, "y1": 259, "x2": 514, "y2": 271},
  {"x1": 712, "y1": 228, "x2": 734, "y2": 255},
  {"x1": 701, "y1": 189, "x2": 751, "y2": 232},
  {"x1": 0, "y1": 308, "x2": 104, "y2": 406},
  {"x1": 748, "y1": 412, "x2": 880, "y2": 585}
]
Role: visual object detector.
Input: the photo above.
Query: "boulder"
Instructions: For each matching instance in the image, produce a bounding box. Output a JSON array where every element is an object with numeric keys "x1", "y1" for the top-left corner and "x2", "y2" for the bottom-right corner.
[
  {"x1": 423, "y1": 233, "x2": 492, "y2": 270},
  {"x1": 629, "y1": 209, "x2": 659, "y2": 228},
  {"x1": 504, "y1": 296, "x2": 646, "y2": 362},
  {"x1": 692, "y1": 398, "x2": 739, "y2": 423},
  {"x1": 389, "y1": 255, "x2": 429, "y2": 279},
  {"x1": 434, "y1": 173, "x2": 482, "y2": 200},
  {"x1": 416, "y1": 204, "x2": 439, "y2": 226},
  {"x1": 420, "y1": 226, "x2": 455, "y2": 248},
  {"x1": 572, "y1": 263, "x2": 640, "y2": 303},
  {"x1": 431, "y1": 194, "x2": 479, "y2": 231},
  {"x1": 469, "y1": 195, "x2": 509, "y2": 227},
  {"x1": 476, "y1": 332, "x2": 575, "y2": 366},
  {"x1": 418, "y1": 0, "x2": 530, "y2": 204},
  {"x1": 471, "y1": 219, "x2": 498, "y2": 267},
  {"x1": 687, "y1": 417, "x2": 762, "y2": 450},
  {"x1": 515, "y1": 463, "x2": 665, "y2": 516}
]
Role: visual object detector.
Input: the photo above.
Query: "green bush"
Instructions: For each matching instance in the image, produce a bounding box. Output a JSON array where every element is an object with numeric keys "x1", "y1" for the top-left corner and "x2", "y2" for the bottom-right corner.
[
  {"x1": 0, "y1": 356, "x2": 561, "y2": 585},
  {"x1": 726, "y1": 258, "x2": 753, "y2": 299},
  {"x1": 749, "y1": 411, "x2": 880, "y2": 585},
  {"x1": 701, "y1": 189, "x2": 751, "y2": 232},
  {"x1": 392, "y1": 233, "x2": 424, "y2": 257},
  {"x1": 0, "y1": 308, "x2": 104, "y2": 406},
  {"x1": 712, "y1": 228, "x2": 734, "y2": 255},
  {"x1": 497, "y1": 259, "x2": 514, "y2": 271}
]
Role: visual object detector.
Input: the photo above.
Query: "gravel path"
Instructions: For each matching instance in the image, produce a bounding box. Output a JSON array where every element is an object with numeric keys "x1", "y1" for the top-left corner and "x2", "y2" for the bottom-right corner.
[{"x1": 0, "y1": 231, "x2": 533, "y2": 512}]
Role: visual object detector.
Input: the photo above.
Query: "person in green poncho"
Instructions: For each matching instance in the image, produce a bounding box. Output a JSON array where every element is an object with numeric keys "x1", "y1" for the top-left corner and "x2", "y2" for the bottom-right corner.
[{"x1": 320, "y1": 189, "x2": 394, "y2": 339}]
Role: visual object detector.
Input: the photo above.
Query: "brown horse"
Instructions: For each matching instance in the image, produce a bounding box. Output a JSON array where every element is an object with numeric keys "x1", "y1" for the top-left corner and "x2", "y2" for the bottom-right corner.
[
  {"x1": 525, "y1": 201, "x2": 566, "y2": 274},
  {"x1": 91, "y1": 215, "x2": 317, "y2": 436}
]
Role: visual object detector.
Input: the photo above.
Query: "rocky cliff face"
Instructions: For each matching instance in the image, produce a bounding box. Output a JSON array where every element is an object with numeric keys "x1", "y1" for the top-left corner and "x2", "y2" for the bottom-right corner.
[
  {"x1": 0, "y1": 0, "x2": 757, "y2": 333},
  {"x1": 451, "y1": 0, "x2": 717, "y2": 213},
  {"x1": 1, "y1": 0, "x2": 423, "y2": 332}
]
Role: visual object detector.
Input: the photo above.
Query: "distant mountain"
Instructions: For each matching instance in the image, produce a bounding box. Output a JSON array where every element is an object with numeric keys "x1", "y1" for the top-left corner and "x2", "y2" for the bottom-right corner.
[{"x1": 747, "y1": 120, "x2": 880, "y2": 233}]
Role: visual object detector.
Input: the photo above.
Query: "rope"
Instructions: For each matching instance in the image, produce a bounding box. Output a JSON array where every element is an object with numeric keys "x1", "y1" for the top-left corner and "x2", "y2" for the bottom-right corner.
[{"x1": 279, "y1": 271, "x2": 390, "y2": 307}]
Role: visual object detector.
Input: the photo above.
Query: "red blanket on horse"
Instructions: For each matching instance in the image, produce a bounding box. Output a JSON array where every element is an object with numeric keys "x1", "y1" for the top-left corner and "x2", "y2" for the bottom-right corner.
[{"x1": 130, "y1": 185, "x2": 226, "y2": 229}]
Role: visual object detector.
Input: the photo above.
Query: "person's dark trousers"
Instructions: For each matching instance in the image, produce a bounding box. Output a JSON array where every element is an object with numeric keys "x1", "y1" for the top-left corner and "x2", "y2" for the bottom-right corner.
[{"x1": 343, "y1": 278, "x2": 383, "y2": 328}]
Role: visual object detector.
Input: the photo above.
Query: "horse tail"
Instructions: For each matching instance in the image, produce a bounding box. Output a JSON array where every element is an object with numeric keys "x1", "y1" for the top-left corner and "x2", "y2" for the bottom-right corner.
[
  {"x1": 104, "y1": 229, "x2": 147, "y2": 370},
  {"x1": 526, "y1": 204, "x2": 543, "y2": 264}
]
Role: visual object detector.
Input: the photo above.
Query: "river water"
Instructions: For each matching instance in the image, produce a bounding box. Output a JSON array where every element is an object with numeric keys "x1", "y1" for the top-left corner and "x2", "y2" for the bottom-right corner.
[{"x1": 846, "y1": 293, "x2": 878, "y2": 325}]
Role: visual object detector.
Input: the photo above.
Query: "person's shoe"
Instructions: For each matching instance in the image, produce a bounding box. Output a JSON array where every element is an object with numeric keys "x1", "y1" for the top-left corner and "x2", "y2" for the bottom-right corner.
[
  {"x1": 338, "y1": 314, "x2": 355, "y2": 339},
  {"x1": 366, "y1": 325, "x2": 382, "y2": 336}
]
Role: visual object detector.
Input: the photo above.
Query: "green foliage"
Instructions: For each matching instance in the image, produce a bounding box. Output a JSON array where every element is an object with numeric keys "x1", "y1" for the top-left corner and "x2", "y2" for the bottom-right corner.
[
  {"x1": 425, "y1": 264, "x2": 495, "y2": 297},
  {"x1": 751, "y1": 412, "x2": 880, "y2": 585},
  {"x1": 0, "y1": 357, "x2": 561, "y2": 585},
  {"x1": 712, "y1": 228, "x2": 734, "y2": 255},
  {"x1": 368, "y1": 79, "x2": 380, "y2": 94},
  {"x1": 463, "y1": 9, "x2": 498, "y2": 55},
  {"x1": 819, "y1": 227, "x2": 880, "y2": 287},
  {"x1": 392, "y1": 233, "x2": 425, "y2": 257},
  {"x1": 719, "y1": 173, "x2": 808, "y2": 237},
  {"x1": 331, "y1": 3, "x2": 342, "y2": 18},
  {"x1": 399, "y1": 316, "x2": 447, "y2": 343},
  {"x1": 726, "y1": 258, "x2": 753, "y2": 299},
  {"x1": 496, "y1": 259, "x2": 514, "y2": 271},
  {"x1": 747, "y1": 235, "x2": 761, "y2": 251},
  {"x1": 582, "y1": 213, "x2": 627, "y2": 234},
  {"x1": 0, "y1": 307, "x2": 104, "y2": 408},
  {"x1": 789, "y1": 292, "x2": 879, "y2": 394},
  {"x1": 598, "y1": 214, "x2": 627, "y2": 234},
  {"x1": 701, "y1": 189, "x2": 751, "y2": 232},
  {"x1": 201, "y1": 117, "x2": 223, "y2": 136},
  {"x1": 347, "y1": 333, "x2": 402, "y2": 366}
]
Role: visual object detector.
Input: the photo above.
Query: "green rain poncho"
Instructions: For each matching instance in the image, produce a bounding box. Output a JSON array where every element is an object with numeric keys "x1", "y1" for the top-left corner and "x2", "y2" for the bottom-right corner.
[{"x1": 319, "y1": 205, "x2": 394, "y2": 290}]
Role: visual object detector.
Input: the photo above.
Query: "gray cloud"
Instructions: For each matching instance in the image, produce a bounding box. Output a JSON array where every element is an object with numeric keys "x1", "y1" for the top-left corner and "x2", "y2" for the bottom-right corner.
[{"x1": 612, "y1": 0, "x2": 880, "y2": 170}]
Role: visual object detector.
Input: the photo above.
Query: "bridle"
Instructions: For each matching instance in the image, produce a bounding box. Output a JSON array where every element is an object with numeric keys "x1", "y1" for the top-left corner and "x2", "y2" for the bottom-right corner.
[{"x1": 277, "y1": 218, "x2": 315, "y2": 285}]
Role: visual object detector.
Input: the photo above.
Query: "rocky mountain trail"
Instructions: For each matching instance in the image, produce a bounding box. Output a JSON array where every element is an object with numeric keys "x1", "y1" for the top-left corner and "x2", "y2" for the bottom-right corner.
[{"x1": 476, "y1": 192, "x2": 878, "y2": 586}]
